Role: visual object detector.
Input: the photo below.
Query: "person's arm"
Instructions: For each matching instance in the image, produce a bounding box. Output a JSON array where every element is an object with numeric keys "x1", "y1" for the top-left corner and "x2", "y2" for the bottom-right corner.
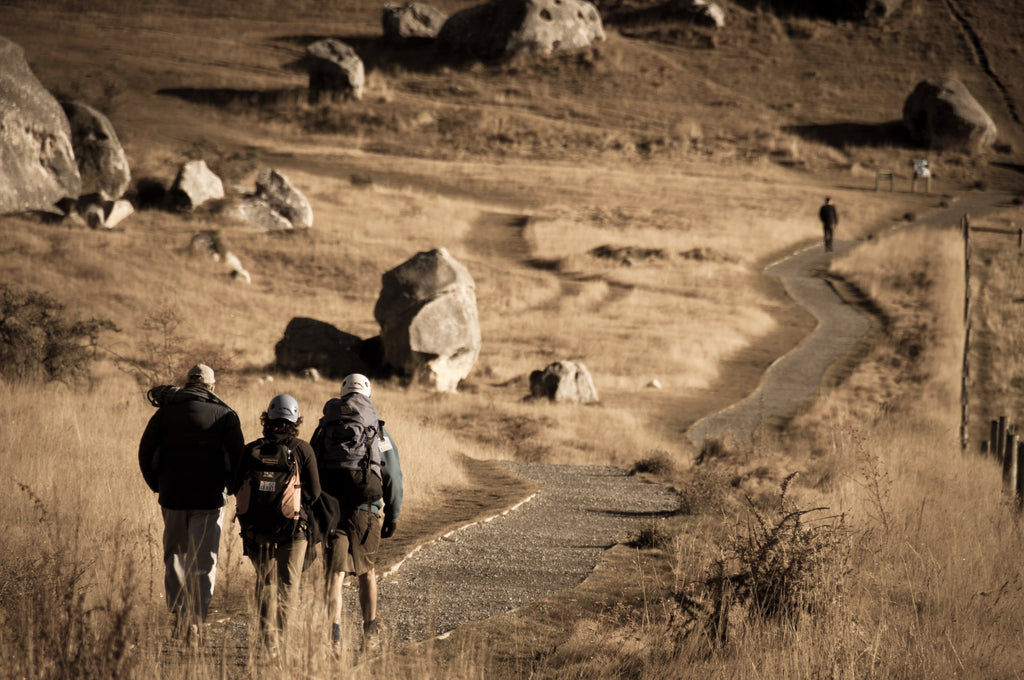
[
  {"x1": 138, "y1": 412, "x2": 162, "y2": 492},
  {"x1": 379, "y1": 428, "x2": 403, "y2": 537},
  {"x1": 220, "y1": 410, "x2": 245, "y2": 493}
]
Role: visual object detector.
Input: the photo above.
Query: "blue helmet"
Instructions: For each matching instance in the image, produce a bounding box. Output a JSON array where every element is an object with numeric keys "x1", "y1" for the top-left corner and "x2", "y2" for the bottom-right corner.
[{"x1": 267, "y1": 394, "x2": 300, "y2": 423}]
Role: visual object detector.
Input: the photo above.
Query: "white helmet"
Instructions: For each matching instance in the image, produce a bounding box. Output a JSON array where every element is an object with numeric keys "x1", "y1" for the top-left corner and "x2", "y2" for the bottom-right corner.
[
  {"x1": 342, "y1": 373, "x2": 371, "y2": 398},
  {"x1": 267, "y1": 394, "x2": 300, "y2": 423}
]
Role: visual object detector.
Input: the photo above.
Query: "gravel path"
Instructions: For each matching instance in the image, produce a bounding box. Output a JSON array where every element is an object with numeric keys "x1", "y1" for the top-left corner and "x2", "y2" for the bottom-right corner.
[{"x1": 366, "y1": 462, "x2": 680, "y2": 646}]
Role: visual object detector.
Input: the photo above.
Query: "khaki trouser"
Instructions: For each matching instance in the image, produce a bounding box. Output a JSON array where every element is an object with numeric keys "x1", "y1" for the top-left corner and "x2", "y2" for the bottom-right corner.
[{"x1": 250, "y1": 537, "x2": 308, "y2": 644}]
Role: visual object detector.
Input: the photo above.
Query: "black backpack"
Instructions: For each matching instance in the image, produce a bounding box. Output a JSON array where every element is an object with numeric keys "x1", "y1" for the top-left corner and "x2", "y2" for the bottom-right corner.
[
  {"x1": 313, "y1": 393, "x2": 383, "y2": 505},
  {"x1": 236, "y1": 439, "x2": 302, "y2": 543}
]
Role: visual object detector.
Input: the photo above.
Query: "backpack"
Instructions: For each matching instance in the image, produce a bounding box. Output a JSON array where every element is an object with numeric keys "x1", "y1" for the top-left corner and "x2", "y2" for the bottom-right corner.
[
  {"x1": 313, "y1": 393, "x2": 384, "y2": 505},
  {"x1": 235, "y1": 439, "x2": 302, "y2": 544}
]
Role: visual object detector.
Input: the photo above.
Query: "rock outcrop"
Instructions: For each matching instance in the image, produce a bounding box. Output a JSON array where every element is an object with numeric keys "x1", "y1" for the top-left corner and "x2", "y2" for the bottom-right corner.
[
  {"x1": 374, "y1": 248, "x2": 481, "y2": 392},
  {"x1": 0, "y1": 36, "x2": 80, "y2": 215},
  {"x1": 437, "y1": 0, "x2": 605, "y2": 60},
  {"x1": 668, "y1": 0, "x2": 725, "y2": 28},
  {"x1": 170, "y1": 159, "x2": 224, "y2": 211},
  {"x1": 383, "y1": 2, "x2": 448, "y2": 42},
  {"x1": 307, "y1": 39, "x2": 365, "y2": 103},
  {"x1": 529, "y1": 361, "x2": 599, "y2": 403},
  {"x1": 903, "y1": 77, "x2": 997, "y2": 153},
  {"x1": 61, "y1": 100, "x2": 130, "y2": 201},
  {"x1": 274, "y1": 317, "x2": 372, "y2": 378},
  {"x1": 234, "y1": 168, "x2": 312, "y2": 231}
]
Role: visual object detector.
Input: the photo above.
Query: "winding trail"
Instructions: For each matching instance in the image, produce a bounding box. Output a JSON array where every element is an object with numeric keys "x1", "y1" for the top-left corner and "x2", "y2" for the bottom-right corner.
[{"x1": 688, "y1": 190, "x2": 1017, "y2": 450}]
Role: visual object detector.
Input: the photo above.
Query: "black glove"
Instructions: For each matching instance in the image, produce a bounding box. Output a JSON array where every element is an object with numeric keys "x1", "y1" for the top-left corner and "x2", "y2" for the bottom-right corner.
[{"x1": 381, "y1": 517, "x2": 397, "y2": 539}]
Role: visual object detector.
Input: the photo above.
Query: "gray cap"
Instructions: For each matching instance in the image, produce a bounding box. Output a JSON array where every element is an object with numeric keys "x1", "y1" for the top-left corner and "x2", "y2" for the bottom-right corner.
[{"x1": 187, "y1": 363, "x2": 215, "y2": 386}]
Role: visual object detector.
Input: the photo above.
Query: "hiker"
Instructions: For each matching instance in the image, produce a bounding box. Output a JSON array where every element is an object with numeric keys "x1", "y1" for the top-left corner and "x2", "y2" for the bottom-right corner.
[
  {"x1": 311, "y1": 373, "x2": 404, "y2": 653},
  {"x1": 138, "y1": 364, "x2": 245, "y2": 641},
  {"x1": 819, "y1": 196, "x2": 838, "y2": 253},
  {"x1": 232, "y1": 394, "x2": 323, "y2": 653}
]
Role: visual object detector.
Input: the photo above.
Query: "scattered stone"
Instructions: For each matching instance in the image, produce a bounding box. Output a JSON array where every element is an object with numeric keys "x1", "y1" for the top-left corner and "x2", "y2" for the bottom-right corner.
[
  {"x1": 437, "y1": 0, "x2": 605, "y2": 60},
  {"x1": 103, "y1": 198, "x2": 134, "y2": 229},
  {"x1": 61, "y1": 100, "x2": 131, "y2": 201},
  {"x1": 302, "y1": 367, "x2": 323, "y2": 382},
  {"x1": 189, "y1": 230, "x2": 250, "y2": 283},
  {"x1": 307, "y1": 39, "x2": 365, "y2": 103},
  {"x1": 382, "y1": 2, "x2": 448, "y2": 43},
  {"x1": 170, "y1": 159, "x2": 224, "y2": 211},
  {"x1": 529, "y1": 360, "x2": 599, "y2": 403},
  {"x1": 255, "y1": 168, "x2": 313, "y2": 229},
  {"x1": 590, "y1": 245, "x2": 667, "y2": 265},
  {"x1": 374, "y1": 248, "x2": 481, "y2": 392},
  {"x1": 0, "y1": 36, "x2": 80, "y2": 215},
  {"x1": 903, "y1": 77, "x2": 997, "y2": 153},
  {"x1": 274, "y1": 317, "x2": 372, "y2": 379},
  {"x1": 647, "y1": 379, "x2": 662, "y2": 389}
]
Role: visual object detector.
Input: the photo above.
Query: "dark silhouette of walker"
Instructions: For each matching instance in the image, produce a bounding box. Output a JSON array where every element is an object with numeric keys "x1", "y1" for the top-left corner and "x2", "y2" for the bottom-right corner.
[{"x1": 819, "y1": 197, "x2": 838, "y2": 252}]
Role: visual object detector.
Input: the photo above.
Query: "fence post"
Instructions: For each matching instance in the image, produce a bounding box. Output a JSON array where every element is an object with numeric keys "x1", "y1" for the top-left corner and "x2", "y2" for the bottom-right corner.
[
  {"x1": 998, "y1": 415, "x2": 1008, "y2": 463},
  {"x1": 990, "y1": 419, "x2": 999, "y2": 457},
  {"x1": 1007, "y1": 433, "x2": 1020, "y2": 490},
  {"x1": 1017, "y1": 441, "x2": 1024, "y2": 511}
]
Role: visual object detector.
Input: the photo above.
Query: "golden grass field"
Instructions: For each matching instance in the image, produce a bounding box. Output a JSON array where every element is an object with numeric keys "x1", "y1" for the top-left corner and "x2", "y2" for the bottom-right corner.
[{"x1": 2, "y1": 0, "x2": 1024, "y2": 677}]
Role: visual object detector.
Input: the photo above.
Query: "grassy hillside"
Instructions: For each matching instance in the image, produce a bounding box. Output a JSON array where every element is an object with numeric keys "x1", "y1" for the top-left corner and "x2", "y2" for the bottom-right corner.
[{"x1": 2, "y1": 0, "x2": 1024, "y2": 677}]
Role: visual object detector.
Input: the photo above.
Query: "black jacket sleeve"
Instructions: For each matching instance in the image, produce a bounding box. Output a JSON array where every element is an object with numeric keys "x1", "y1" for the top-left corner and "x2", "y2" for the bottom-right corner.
[{"x1": 138, "y1": 412, "x2": 162, "y2": 492}]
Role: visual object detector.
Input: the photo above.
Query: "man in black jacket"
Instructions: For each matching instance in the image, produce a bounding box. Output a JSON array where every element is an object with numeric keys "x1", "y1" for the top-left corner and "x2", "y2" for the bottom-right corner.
[
  {"x1": 139, "y1": 364, "x2": 245, "y2": 639},
  {"x1": 819, "y1": 196, "x2": 839, "y2": 253}
]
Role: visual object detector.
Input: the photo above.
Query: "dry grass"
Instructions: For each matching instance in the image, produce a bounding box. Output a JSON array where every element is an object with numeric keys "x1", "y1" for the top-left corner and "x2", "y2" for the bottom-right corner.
[{"x1": 3, "y1": 0, "x2": 1024, "y2": 677}]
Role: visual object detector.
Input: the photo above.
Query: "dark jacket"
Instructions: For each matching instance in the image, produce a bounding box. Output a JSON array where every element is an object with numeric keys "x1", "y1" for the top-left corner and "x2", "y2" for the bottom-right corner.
[
  {"x1": 138, "y1": 385, "x2": 245, "y2": 510},
  {"x1": 232, "y1": 432, "x2": 322, "y2": 524},
  {"x1": 379, "y1": 426, "x2": 404, "y2": 523},
  {"x1": 819, "y1": 203, "x2": 838, "y2": 227}
]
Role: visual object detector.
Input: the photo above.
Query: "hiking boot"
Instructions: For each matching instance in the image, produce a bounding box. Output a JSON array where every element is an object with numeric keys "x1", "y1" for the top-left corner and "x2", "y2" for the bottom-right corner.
[
  {"x1": 361, "y1": 619, "x2": 381, "y2": 654},
  {"x1": 330, "y1": 622, "x2": 342, "y2": 656}
]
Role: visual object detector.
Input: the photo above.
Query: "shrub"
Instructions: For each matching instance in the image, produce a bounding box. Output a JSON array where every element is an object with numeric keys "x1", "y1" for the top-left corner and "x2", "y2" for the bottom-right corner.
[
  {"x1": 630, "y1": 449, "x2": 675, "y2": 476},
  {"x1": 0, "y1": 285, "x2": 118, "y2": 384},
  {"x1": 673, "y1": 473, "x2": 849, "y2": 645}
]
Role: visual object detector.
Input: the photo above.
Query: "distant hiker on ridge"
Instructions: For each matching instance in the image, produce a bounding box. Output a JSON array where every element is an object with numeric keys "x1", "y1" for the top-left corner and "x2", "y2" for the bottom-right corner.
[
  {"x1": 138, "y1": 364, "x2": 245, "y2": 643},
  {"x1": 819, "y1": 196, "x2": 838, "y2": 253},
  {"x1": 312, "y1": 373, "x2": 404, "y2": 655}
]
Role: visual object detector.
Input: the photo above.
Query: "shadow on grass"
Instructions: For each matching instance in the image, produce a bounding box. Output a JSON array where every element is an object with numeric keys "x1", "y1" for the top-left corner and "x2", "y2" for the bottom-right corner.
[{"x1": 784, "y1": 120, "x2": 916, "y2": 149}]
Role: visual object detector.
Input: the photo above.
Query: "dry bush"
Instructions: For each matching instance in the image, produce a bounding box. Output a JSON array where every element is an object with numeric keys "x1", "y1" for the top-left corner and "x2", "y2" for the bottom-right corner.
[
  {"x1": 0, "y1": 285, "x2": 118, "y2": 385},
  {"x1": 673, "y1": 474, "x2": 849, "y2": 646}
]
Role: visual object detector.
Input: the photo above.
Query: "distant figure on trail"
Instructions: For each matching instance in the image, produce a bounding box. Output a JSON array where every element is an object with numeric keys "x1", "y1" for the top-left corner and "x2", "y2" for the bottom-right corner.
[
  {"x1": 819, "y1": 196, "x2": 838, "y2": 253},
  {"x1": 312, "y1": 373, "x2": 404, "y2": 655},
  {"x1": 912, "y1": 159, "x2": 931, "y2": 193},
  {"x1": 138, "y1": 364, "x2": 245, "y2": 643},
  {"x1": 231, "y1": 394, "x2": 323, "y2": 655}
]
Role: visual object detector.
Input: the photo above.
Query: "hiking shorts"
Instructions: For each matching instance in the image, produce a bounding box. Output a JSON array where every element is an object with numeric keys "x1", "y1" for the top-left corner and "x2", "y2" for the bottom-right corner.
[{"x1": 326, "y1": 508, "x2": 381, "y2": 576}]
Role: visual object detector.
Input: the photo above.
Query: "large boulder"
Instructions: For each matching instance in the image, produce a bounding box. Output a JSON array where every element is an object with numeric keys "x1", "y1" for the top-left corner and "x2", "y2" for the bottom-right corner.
[
  {"x1": 169, "y1": 159, "x2": 224, "y2": 211},
  {"x1": 61, "y1": 100, "x2": 131, "y2": 201},
  {"x1": 437, "y1": 0, "x2": 605, "y2": 60},
  {"x1": 274, "y1": 317, "x2": 372, "y2": 378},
  {"x1": 0, "y1": 36, "x2": 80, "y2": 215},
  {"x1": 529, "y1": 361, "x2": 599, "y2": 403},
  {"x1": 903, "y1": 77, "x2": 998, "y2": 153},
  {"x1": 306, "y1": 39, "x2": 365, "y2": 103},
  {"x1": 374, "y1": 248, "x2": 481, "y2": 392},
  {"x1": 383, "y1": 2, "x2": 448, "y2": 42}
]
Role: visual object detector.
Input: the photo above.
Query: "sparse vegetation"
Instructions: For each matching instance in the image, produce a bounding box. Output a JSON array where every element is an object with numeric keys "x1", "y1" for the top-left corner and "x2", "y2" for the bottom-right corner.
[{"x1": 2, "y1": 0, "x2": 1024, "y2": 678}]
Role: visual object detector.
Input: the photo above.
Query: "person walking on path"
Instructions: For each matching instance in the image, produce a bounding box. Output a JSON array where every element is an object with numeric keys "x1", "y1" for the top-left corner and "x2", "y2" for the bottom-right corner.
[
  {"x1": 138, "y1": 363, "x2": 245, "y2": 641},
  {"x1": 311, "y1": 373, "x2": 404, "y2": 654},
  {"x1": 819, "y1": 196, "x2": 839, "y2": 252},
  {"x1": 232, "y1": 394, "x2": 323, "y2": 654}
]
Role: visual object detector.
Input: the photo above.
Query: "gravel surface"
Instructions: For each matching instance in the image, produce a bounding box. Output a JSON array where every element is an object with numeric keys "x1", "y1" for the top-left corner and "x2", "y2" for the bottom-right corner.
[{"x1": 361, "y1": 462, "x2": 680, "y2": 647}]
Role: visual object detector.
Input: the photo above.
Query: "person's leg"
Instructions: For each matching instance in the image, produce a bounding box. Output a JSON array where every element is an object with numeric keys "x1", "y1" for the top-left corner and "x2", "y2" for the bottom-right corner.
[
  {"x1": 187, "y1": 508, "x2": 224, "y2": 622},
  {"x1": 357, "y1": 569, "x2": 377, "y2": 625},
  {"x1": 251, "y1": 544, "x2": 277, "y2": 647},
  {"x1": 161, "y1": 507, "x2": 189, "y2": 629},
  {"x1": 277, "y1": 536, "x2": 307, "y2": 632}
]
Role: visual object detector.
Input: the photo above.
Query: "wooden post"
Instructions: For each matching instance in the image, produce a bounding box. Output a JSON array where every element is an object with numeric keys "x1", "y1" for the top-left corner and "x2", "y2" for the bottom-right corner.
[
  {"x1": 960, "y1": 215, "x2": 971, "y2": 454},
  {"x1": 991, "y1": 419, "x2": 999, "y2": 457},
  {"x1": 1018, "y1": 227, "x2": 1022, "y2": 251},
  {"x1": 998, "y1": 415, "x2": 1008, "y2": 463},
  {"x1": 1007, "y1": 433, "x2": 1019, "y2": 490},
  {"x1": 1017, "y1": 441, "x2": 1024, "y2": 511}
]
